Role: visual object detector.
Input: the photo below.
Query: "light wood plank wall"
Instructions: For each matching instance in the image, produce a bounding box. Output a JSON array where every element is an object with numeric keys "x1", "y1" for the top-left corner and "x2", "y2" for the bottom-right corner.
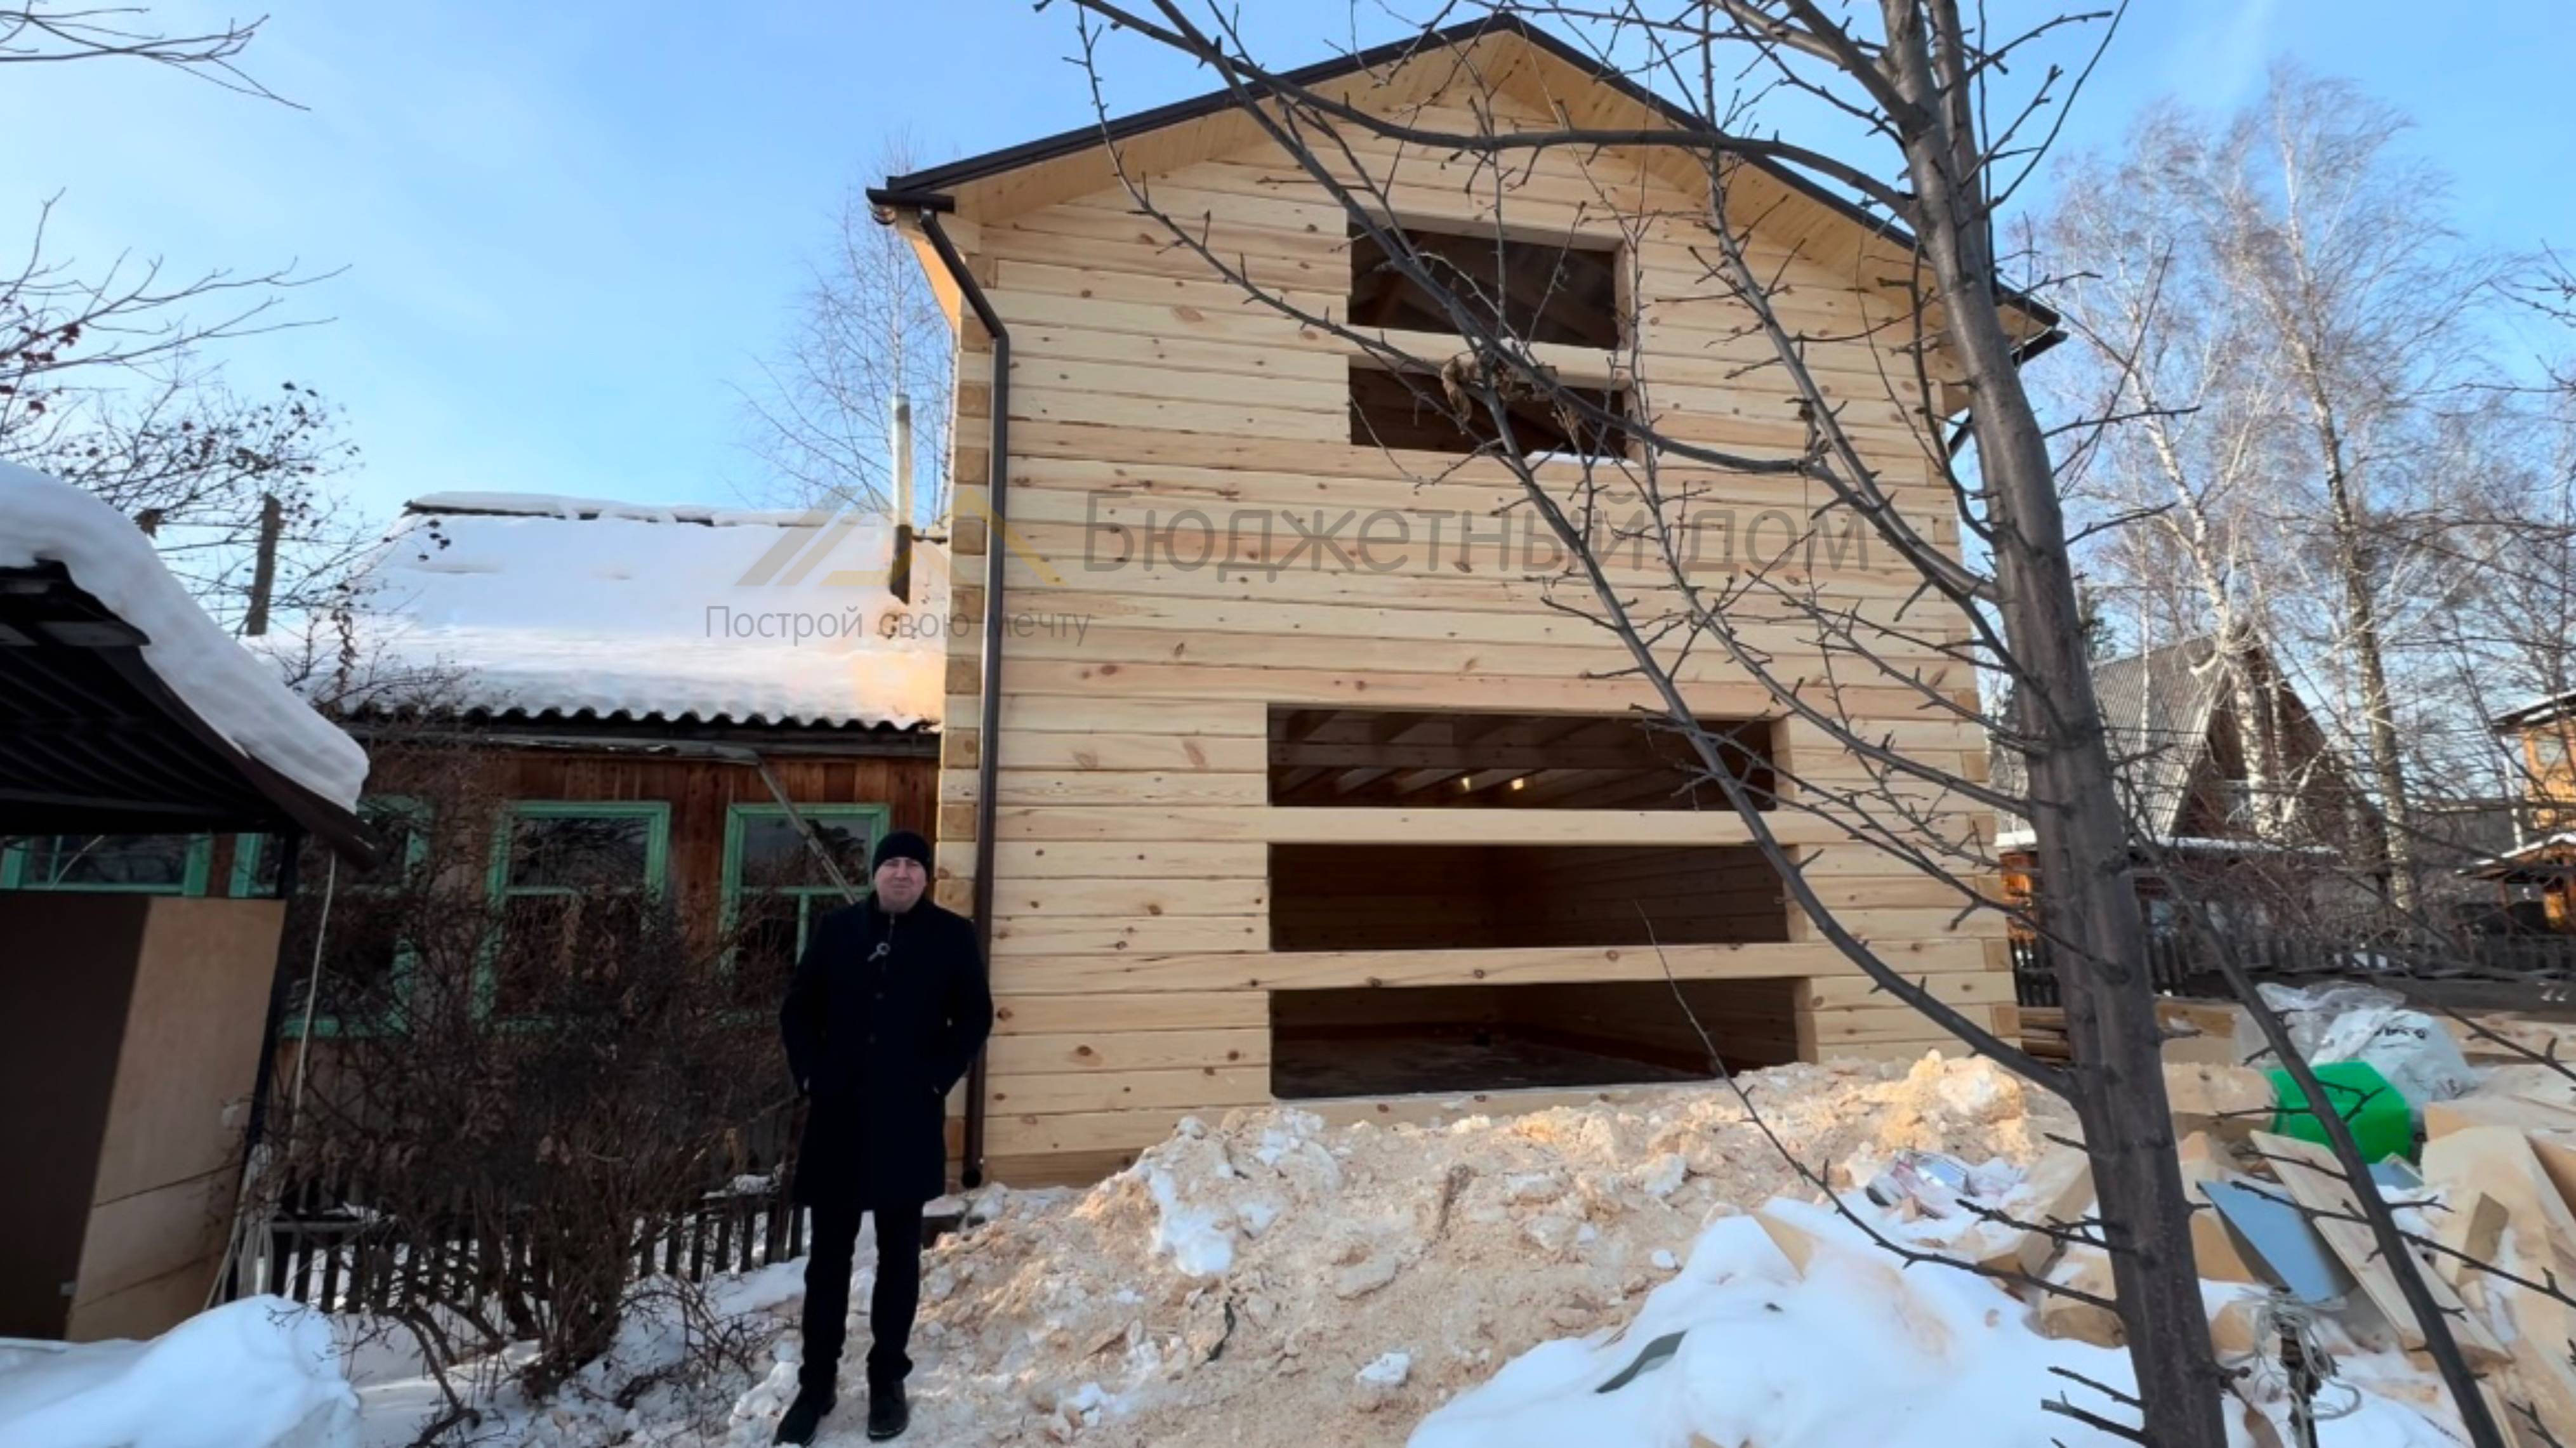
[{"x1": 920, "y1": 93, "x2": 2012, "y2": 1185}]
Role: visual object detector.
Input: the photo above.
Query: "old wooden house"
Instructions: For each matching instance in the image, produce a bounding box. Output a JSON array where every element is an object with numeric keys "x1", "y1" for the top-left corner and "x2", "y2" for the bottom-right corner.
[
  {"x1": 870, "y1": 18, "x2": 2046, "y2": 1185},
  {"x1": 257, "y1": 493, "x2": 946, "y2": 1037},
  {"x1": 1992, "y1": 635, "x2": 2379, "y2": 933}
]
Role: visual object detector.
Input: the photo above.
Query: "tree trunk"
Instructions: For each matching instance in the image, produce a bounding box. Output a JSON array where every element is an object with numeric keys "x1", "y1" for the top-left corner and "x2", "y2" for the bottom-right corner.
[
  {"x1": 2222, "y1": 629, "x2": 2289, "y2": 840},
  {"x1": 2311, "y1": 392, "x2": 2416, "y2": 909},
  {"x1": 1885, "y1": 4, "x2": 2229, "y2": 1442}
]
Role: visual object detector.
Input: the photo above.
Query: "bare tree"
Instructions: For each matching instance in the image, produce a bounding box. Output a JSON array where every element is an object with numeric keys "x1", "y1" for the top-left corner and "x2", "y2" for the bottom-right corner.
[
  {"x1": 744, "y1": 138, "x2": 954, "y2": 528},
  {"x1": 2193, "y1": 70, "x2": 2503, "y2": 910},
  {"x1": 0, "y1": 3, "x2": 286, "y2": 101},
  {"x1": 2039, "y1": 109, "x2": 2306, "y2": 843},
  {"x1": 999, "y1": 4, "x2": 2521, "y2": 1442},
  {"x1": 5, "y1": 6, "x2": 369, "y2": 634}
]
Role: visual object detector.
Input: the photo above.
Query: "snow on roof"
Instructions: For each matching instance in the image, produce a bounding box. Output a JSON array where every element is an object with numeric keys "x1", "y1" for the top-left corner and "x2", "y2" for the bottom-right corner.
[
  {"x1": 2492, "y1": 688, "x2": 2576, "y2": 731},
  {"x1": 2460, "y1": 831, "x2": 2576, "y2": 878},
  {"x1": 0, "y1": 459, "x2": 370, "y2": 809},
  {"x1": 336, "y1": 494, "x2": 948, "y2": 730}
]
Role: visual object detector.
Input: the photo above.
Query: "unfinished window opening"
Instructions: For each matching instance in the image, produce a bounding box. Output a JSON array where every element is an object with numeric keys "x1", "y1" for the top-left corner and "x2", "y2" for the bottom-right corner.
[
  {"x1": 1269, "y1": 707, "x2": 1775, "y2": 811},
  {"x1": 1269, "y1": 978, "x2": 1801, "y2": 1099},
  {"x1": 1349, "y1": 223, "x2": 1622, "y2": 348},
  {"x1": 1348, "y1": 364, "x2": 1627, "y2": 459},
  {"x1": 1270, "y1": 843, "x2": 1790, "y2": 953}
]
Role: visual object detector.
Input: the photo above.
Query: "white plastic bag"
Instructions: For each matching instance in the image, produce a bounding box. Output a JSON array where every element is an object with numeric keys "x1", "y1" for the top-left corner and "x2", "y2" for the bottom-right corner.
[{"x1": 2233, "y1": 981, "x2": 2481, "y2": 1117}]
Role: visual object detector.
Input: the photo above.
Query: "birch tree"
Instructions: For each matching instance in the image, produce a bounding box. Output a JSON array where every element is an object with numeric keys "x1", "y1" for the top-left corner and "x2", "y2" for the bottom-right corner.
[{"x1": 746, "y1": 138, "x2": 955, "y2": 528}]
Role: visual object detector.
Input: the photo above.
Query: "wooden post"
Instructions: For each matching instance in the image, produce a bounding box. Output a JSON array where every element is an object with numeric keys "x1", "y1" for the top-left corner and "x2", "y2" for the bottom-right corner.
[{"x1": 244, "y1": 494, "x2": 284, "y2": 636}]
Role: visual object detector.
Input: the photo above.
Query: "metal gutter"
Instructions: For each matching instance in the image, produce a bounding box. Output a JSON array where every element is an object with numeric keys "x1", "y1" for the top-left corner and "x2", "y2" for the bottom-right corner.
[{"x1": 867, "y1": 190, "x2": 1005, "y2": 1189}]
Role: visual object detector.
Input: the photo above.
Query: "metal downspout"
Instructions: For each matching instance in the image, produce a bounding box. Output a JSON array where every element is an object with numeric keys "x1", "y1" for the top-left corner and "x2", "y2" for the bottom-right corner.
[{"x1": 871, "y1": 190, "x2": 1005, "y2": 1188}]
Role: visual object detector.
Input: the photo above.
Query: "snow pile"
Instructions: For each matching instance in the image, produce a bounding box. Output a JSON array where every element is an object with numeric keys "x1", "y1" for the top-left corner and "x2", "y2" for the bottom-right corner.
[
  {"x1": 1412, "y1": 1201, "x2": 2133, "y2": 1447},
  {"x1": 0, "y1": 1296, "x2": 358, "y2": 1448},
  {"x1": 354, "y1": 1054, "x2": 2476, "y2": 1447},
  {"x1": 0, "y1": 460, "x2": 369, "y2": 808},
  {"x1": 710, "y1": 1055, "x2": 2080, "y2": 1447},
  {"x1": 353, "y1": 1263, "x2": 811, "y2": 1448},
  {"x1": 331, "y1": 494, "x2": 948, "y2": 728}
]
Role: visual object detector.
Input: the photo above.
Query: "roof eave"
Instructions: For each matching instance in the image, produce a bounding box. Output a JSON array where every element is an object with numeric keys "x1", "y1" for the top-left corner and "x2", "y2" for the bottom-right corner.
[{"x1": 885, "y1": 11, "x2": 2058, "y2": 344}]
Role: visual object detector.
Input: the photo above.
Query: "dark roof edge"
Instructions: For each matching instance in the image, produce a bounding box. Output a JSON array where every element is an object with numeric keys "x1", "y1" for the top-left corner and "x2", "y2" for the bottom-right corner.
[
  {"x1": 884, "y1": 11, "x2": 2060, "y2": 345},
  {"x1": 2493, "y1": 690, "x2": 2576, "y2": 731}
]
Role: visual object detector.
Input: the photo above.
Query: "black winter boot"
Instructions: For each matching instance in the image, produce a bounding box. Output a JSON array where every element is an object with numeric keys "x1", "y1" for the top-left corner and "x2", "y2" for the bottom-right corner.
[
  {"x1": 773, "y1": 1383, "x2": 833, "y2": 1445},
  {"x1": 866, "y1": 1381, "x2": 910, "y2": 1440}
]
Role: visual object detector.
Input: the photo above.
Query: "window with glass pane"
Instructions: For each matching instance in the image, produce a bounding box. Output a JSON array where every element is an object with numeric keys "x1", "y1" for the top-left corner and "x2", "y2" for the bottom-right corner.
[
  {"x1": 722, "y1": 805, "x2": 883, "y2": 1008},
  {"x1": 487, "y1": 804, "x2": 668, "y2": 1016},
  {"x1": 1, "y1": 834, "x2": 210, "y2": 893},
  {"x1": 278, "y1": 799, "x2": 432, "y2": 1034}
]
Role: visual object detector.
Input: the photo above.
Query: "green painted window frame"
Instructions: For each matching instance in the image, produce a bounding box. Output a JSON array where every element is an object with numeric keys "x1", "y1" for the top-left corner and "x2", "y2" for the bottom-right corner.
[
  {"x1": 228, "y1": 834, "x2": 267, "y2": 898},
  {"x1": 480, "y1": 800, "x2": 673, "y2": 1018},
  {"x1": 718, "y1": 803, "x2": 887, "y2": 1001},
  {"x1": 281, "y1": 796, "x2": 433, "y2": 1039},
  {"x1": 0, "y1": 834, "x2": 213, "y2": 895}
]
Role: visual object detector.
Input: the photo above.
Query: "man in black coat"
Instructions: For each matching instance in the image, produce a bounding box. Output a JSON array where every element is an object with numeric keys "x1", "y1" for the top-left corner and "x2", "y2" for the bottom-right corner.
[{"x1": 774, "y1": 829, "x2": 991, "y2": 1444}]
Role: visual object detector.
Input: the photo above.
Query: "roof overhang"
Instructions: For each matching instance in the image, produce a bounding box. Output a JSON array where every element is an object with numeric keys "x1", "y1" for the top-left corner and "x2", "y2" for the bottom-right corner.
[
  {"x1": 2492, "y1": 690, "x2": 2576, "y2": 734},
  {"x1": 880, "y1": 12, "x2": 2059, "y2": 365},
  {"x1": 2462, "y1": 833, "x2": 2576, "y2": 882},
  {"x1": 0, "y1": 563, "x2": 376, "y2": 866}
]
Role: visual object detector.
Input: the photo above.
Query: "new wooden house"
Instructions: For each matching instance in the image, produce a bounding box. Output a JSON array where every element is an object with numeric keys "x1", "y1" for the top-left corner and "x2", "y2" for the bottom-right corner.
[{"x1": 871, "y1": 18, "x2": 2047, "y2": 1185}]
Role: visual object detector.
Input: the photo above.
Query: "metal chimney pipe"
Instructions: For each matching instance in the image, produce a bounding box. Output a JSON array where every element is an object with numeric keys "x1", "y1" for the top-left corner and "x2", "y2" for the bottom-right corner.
[{"x1": 891, "y1": 392, "x2": 915, "y2": 530}]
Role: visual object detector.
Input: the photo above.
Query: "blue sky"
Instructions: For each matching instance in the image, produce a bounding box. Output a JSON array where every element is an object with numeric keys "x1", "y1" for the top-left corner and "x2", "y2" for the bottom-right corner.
[{"x1": 6, "y1": 1, "x2": 2569, "y2": 527}]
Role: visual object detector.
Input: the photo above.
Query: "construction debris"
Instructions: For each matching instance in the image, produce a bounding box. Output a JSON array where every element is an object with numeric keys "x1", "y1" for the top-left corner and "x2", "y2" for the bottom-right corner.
[{"x1": 340, "y1": 1036, "x2": 2576, "y2": 1448}]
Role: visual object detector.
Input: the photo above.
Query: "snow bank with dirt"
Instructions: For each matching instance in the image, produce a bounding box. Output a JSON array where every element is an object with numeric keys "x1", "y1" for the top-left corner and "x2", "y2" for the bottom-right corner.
[
  {"x1": 0, "y1": 460, "x2": 369, "y2": 807},
  {"x1": 0, "y1": 1296, "x2": 357, "y2": 1448},
  {"x1": 355, "y1": 1055, "x2": 2473, "y2": 1447}
]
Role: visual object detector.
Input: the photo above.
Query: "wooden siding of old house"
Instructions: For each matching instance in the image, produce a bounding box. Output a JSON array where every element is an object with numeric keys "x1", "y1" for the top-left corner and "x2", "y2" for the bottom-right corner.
[{"x1": 920, "y1": 91, "x2": 2012, "y2": 1185}]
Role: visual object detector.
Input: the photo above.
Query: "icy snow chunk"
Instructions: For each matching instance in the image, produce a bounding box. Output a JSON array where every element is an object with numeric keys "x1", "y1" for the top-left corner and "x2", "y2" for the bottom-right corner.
[
  {"x1": 1651, "y1": 1249, "x2": 1680, "y2": 1271},
  {"x1": 1238, "y1": 1197, "x2": 1285, "y2": 1239},
  {"x1": 1634, "y1": 1152, "x2": 1689, "y2": 1199},
  {"x1": 1356, "y1": 1351, "x2": 1412, "y2": 1411},
  {"x1": 0, "y1": 1296, "x2": 359, "y2": 1448},
  {"x1": 1144, "y1": 1167, "x2": 1236, "y2": 1277},
  {"x1": 1357, "y1": 1352, "x2": 1411, "y2": 1388}
]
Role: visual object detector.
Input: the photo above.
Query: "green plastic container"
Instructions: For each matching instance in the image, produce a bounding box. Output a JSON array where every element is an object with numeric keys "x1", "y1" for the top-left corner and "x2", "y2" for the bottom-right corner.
[{"x1": 2266, "y1": 1060, "x2": 2414, "y2": 1162}]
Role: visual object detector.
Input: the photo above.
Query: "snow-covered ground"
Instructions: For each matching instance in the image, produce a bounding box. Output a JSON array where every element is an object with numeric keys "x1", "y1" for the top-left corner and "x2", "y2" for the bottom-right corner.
[
  {"x1": 0, "y1": 460, "x2": 370, "y2": 808},
  {"x1": 0, "y1": 1298, "x2": 357, "y2": 1448},
  {"x1": 324, "y1": 1056, "x2": 2472, "y2": 1447},
  {"x1": 14, "y1": 1058, "x2": 2469, "y2": 1448}
]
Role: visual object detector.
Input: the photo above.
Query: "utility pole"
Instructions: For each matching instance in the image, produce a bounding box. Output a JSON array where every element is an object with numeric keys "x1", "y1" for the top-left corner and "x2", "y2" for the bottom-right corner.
[{"x1": 244, "y1": 494, "x2": 284, "y2": 636}]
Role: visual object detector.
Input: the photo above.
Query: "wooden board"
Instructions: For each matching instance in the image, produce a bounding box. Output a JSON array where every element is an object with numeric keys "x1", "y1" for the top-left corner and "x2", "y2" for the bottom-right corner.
[
  {"x1": 2419, "y1": 1126, "x2": 2576, "y2": 1442},
  {"x1": 2254, "y1": 1131, "x2": 2509, "y2": 1368}
]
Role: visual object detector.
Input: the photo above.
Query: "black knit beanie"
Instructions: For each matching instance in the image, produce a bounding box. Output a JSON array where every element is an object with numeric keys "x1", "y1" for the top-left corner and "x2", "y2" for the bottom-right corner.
[{"x1": 872, "y1": 829, "x2": 932, "y2": 872}]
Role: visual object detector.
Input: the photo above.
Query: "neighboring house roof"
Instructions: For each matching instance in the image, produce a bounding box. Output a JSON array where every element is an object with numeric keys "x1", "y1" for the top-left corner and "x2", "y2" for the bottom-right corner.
[
  {"x1": 2492, "y1": 688, "x2": 2576, "y2": 733},
  {"x1": 0, "y1": 460, "x2": 373, "y2": 858},
  {"x1": 2461, "y1": 832, "x2": 2576, "y2": 881},
  {"x1": 331, "y1": 493, "x2": 945, "y2": 733},
  {"x1": 880, "y1": 13, "x2": 2057, "y2": 359},
  {"x1": 1990, "y1": 636, "x2": 2239, "y2": 847}
]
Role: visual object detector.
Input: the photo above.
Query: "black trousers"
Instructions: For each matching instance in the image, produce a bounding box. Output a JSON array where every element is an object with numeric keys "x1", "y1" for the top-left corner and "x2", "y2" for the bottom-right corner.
[{"x1": 799, "y1": 1198, "x2": 925, "y2": 1395}]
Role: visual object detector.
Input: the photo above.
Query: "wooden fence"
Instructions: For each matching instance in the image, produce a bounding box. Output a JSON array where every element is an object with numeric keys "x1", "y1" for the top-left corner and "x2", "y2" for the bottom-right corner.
[
  {"x1": 2011, "y1": 931, "x2": 2576, "y2": 1010},
  {"x1": 260, "y1": 1171, "x2": 809, "y2": 1315},
  {"x1": 259, "y1": 1098, "x2": 811, "y2": 1315}
]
